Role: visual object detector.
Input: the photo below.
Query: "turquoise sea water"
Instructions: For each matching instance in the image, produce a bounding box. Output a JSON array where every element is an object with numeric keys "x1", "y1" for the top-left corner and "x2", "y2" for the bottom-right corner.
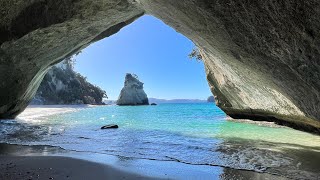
[{"x1": 1, "y1": 103, "x2": 320, "y2": 179}]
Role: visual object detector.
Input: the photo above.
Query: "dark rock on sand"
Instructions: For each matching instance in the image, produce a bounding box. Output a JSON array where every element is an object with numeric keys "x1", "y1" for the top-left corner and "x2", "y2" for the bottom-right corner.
[
  {"x1": 101, "y1": 124, "x2": 118, "y2": 129},
  {"x1": 0, "y1": 0, "x2": 319, "y2": 133}
]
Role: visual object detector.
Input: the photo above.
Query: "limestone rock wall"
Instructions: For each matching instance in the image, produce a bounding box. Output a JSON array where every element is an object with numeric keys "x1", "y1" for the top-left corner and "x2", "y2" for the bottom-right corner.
[
  {"x1": 137, "y1": 0, "x2": 320, "y2": 133},
  {"x1": 0, "y1": 0, "x2": 319, "y2": 133},
  {"x1": 0, "y1": 0, "x2": 143, "y2": 118}
]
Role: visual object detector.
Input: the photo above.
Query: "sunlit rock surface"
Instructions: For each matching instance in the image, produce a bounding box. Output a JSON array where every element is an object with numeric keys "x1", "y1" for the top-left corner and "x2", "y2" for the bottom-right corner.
[
  {"x1": 138, "y1": 0, "x2": 320, "y2": 134},
  {"x1": 31, "y1": 59, "x2": 106, "y2": 105},
  {"x1": 117, "y1": 73, "x2": 149, "y2": 106},
  {"x1": 0, "y1": 0, "x2": 143, "y2": 118},
  {"x1": 0, "y1": 0, "x2": 319, "y2": 133}
]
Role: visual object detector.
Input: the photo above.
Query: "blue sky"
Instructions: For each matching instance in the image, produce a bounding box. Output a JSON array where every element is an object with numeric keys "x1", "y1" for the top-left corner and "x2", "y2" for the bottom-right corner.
[{"x1": 74, "y1": 15, "x2": 211, "y2": 100}]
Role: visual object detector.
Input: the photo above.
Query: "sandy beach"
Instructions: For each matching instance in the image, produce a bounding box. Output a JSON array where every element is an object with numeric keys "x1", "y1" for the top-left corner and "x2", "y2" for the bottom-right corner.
[
  {"x1": 0, "y1": 155, "x2": 154, "y2": 180},
  {"x1": 17, "y1": 105, "x2": 94, "y2": 122},
  {"x1": 2, "y1": 105, "x2": 156, "y2": 180},
  {"x1": 0, "y1": 143, "x2": 289, "y2": 180},
  {"x1": 0, "y1": 105, "x2": 298, "y2": 179}
]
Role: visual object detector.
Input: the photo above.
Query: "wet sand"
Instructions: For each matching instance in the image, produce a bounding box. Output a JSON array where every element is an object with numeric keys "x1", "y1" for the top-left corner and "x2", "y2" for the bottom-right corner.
[
  {"x1": 0, "y1": 141, "x2": 150, "y2": 180},
  {"x1": 2, "y1": 105, "x2": 153, "y2": 180},
  {"x1": 0, "y1": 143, "x2": 290, "y2": 180},
  {"x1": 0, "y1": 106, "x2": 295, "y2": 179},
  {"x1": 0, "y1": 155, "x2": 155, "y2": 180}
]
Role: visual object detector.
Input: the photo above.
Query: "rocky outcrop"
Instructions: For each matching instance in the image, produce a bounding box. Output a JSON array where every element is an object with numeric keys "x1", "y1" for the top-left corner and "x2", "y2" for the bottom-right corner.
[
  {"x1": 31, "y1": 58, "x2": 106, "y2": 105},
  {"x1": 207, "y1": 96, "x2": 215, "y2": 103},
  {"x1": 0, "y1": 0, "x2": 143, "y2": 118},
  {"x1": 138, "y1": 0, "x2": 320, "y2": 134},
  {"x1": 101, "y1": 124, "x2": 118, "y2": 129},
  {"x1": 117, "y1": 74, "x2": 149, "y2": 106},
  {"x1": 0, "y1": 1, "x2": 319, "y2": 133}
]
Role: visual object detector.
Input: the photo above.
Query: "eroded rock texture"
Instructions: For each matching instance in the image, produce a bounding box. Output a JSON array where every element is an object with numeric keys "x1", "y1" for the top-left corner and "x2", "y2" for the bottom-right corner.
[
  {"x1": 0, "y1": 0, "x2": 319, "y2": 133},
  {"x1": 0, "y1": 0, "x2": 143, "y2": 118},
  {"x1": 117, "y1": 73, "x2": 149, "y2": 106},
  {"x1": 31, "y1": 59, "x2": 106, "y2": 105},
  {"x1": 138, "y1": 0, "x2": 320, "y2": 133}
]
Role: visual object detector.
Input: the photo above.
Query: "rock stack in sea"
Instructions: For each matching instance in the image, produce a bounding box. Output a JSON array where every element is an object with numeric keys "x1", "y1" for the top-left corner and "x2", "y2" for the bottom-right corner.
[
  {"x1": 116, "y1": 73, "x2": 149, "y2": 106},
  {"x1": 207, "y1": 96, "x2": 215, "y2": 103}
]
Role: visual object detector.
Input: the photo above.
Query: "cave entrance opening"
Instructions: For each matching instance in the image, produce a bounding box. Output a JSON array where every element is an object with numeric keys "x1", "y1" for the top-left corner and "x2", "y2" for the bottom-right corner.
[{"x1": 31, "y1": 15, "x2": 214, "y2": 106}]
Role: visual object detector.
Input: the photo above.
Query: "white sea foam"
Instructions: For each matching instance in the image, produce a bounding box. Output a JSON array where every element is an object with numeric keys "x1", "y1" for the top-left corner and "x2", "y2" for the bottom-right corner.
[{"x1": 1, "y1": 104, "x2": 318, "y2": 179}]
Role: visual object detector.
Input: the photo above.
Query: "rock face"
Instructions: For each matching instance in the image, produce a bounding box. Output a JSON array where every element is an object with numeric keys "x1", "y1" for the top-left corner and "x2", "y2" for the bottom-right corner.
[
  {"x1": 207, "y1": 96, "x2": 215, "y2": 103},
  {"x1": 138, "y1": 0, "x2": 320, "y2": 134},
  {"x1": 117, "y1": 74, "x2": 149, "y2": 106},
  {"x1": 0, "y1": 1, "x2": 319, "y2": 133},
  {"x1": 31, "y1": 58, "x2": 106, "y2": 105},
  {"x1": 0, "y1": 0, "x2": 143, "y2": 119}
]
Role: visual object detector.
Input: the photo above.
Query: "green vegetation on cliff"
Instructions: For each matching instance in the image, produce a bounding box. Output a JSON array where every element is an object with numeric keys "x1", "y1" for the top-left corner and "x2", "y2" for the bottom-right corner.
[{"x1": 32, "y1": 57, "x2": 107, "y2": 105}]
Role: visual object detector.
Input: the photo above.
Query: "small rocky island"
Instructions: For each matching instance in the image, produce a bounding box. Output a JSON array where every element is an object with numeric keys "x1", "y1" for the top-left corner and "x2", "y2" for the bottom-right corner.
[
  {"x1": 117, "y1": 73, "x2": 149, "y2": 106},
  {"x1": 207, "y1": 96, "x2": 215, "y2": 103}
]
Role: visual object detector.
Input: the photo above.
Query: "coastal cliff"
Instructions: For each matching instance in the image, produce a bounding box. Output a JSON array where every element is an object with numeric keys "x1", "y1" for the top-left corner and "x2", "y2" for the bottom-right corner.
[
  {"x1": 31, "y1": 57, "x2": 106, "y2": 105},
  {"x1": 117, "y1": 73, "x2": 149, "y2": 106},
  {"x1": 0, "y1": 1, "x2": 319, "y2": 133}
]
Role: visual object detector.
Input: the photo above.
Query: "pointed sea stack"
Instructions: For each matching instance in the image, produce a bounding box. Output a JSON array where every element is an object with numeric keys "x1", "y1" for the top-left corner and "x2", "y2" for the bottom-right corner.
[
  {"x1": 117, "y1": 74, "x2": 149, "y2": 106},
  {"x1": 207, "y1": 96, "x2": 215, "y2": 103}
]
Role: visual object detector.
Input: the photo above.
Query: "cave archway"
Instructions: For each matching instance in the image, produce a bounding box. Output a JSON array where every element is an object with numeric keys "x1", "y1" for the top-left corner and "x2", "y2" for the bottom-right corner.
[
  {"x1": 0, "y1": 0, "x2": 319, "y2": 133},
  {"x1": 72, "y1": 15, "x2": 211, "y2": 103}
]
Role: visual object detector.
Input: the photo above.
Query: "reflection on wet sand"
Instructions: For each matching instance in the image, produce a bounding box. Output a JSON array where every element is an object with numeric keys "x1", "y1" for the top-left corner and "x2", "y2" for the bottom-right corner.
[
  {"x1": 1, "y1": 104, "x2": 320, "y2": 180},
  {"x1": 216, "y1": 139, "x2": 320, "y2": 179},
  {"x1": 0, "y1": 143, "x2": 66, "y2": 156},
  {"x1": 1, "y1": 120, "x2": 320, "y2": 179},
  {"x1": 220, "y1": 168, "x2": 289, "y2": 180},
  {"x1": 0, "y1": 143, "x2": 290, "y2": 180}
]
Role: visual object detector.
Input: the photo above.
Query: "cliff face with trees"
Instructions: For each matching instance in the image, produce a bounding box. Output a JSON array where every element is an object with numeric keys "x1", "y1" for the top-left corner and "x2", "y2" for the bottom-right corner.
[
  {"x1": 31, "y1": 57, "x2": 107, "y2": 105},
  {"x1": 0, "y1": 0, "x2": 320, "y2": 133}
]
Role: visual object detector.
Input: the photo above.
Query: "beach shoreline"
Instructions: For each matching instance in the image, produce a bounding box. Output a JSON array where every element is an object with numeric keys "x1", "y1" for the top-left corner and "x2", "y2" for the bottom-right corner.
[
  {"x1": 0, "y1": 143, "x2": 290, "y2": 180},
  {"x1": 0, "y1": 155, "x2": 155, "y2": 180},
  {"x1": 14, "y1": 104, "x2": 105, "y2": 125},
  {"x1": 17, "y1": 105, "x2": 95, "y2": 120},
  {"x1": 0, "y1": 105, "x2": 295, "y2": 179}
]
